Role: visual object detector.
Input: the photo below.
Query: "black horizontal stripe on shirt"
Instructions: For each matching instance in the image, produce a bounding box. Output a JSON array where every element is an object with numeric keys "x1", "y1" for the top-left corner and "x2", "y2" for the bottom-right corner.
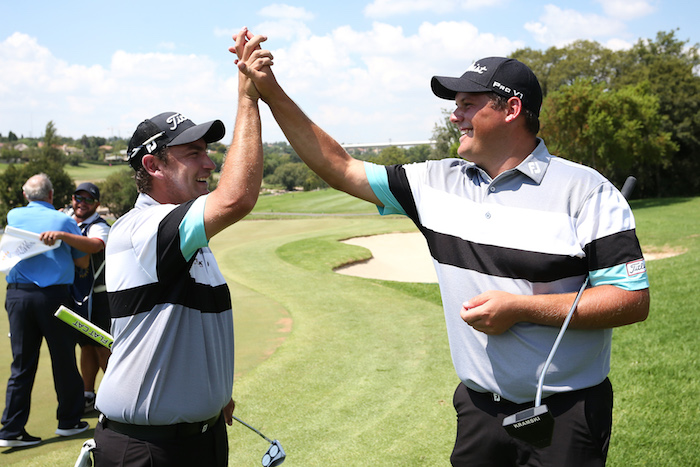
[
  {"x1": 421, "y1": 227, "x2": 643, "y2": 283},
  {"x1": 584, "y1": 229, "x2": 644, "y2": 270},
  {"x1": 108, "y1": 199, "x2": 232, "y2": 318},
  {"x1": 384, "y1": 163, "x2": 643, "y2": 282},
  {"x1": 422, "y1": 228, "x2": 588, "y2": 282},
  {"x1": 108, "y1": 281, "x2": 231, "y2": 318}
]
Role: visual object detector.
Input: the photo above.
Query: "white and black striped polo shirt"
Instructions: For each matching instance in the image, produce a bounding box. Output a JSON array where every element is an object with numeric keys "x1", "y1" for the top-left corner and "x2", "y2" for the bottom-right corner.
[
  {"x1": 96, "y1": 193, "x2": 234, "y2": 425},
  {"x1": 365, "y1": 139, "x2": 649, "y2": 403}
]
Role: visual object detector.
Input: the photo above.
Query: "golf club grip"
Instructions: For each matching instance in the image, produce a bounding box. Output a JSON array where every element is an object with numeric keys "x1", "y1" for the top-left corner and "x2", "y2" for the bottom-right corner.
[{"x1": 620, "y1": 176, "x2": 637, "y2": 200}]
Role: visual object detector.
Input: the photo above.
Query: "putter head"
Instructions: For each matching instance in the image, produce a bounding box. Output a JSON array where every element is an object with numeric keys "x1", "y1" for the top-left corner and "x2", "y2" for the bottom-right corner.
[
  {"x1": 502, "y1": 404, "x2": 554, "y2": 448},
  {"x1": 262, "y1": 440, "x2": 286, "y2": 467}
]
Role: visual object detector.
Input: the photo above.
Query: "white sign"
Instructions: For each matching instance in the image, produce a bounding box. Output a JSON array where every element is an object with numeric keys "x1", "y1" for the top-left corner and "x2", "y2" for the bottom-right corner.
[{"x1": 0, "y1": 226, "x2": 62, "y2": 274}]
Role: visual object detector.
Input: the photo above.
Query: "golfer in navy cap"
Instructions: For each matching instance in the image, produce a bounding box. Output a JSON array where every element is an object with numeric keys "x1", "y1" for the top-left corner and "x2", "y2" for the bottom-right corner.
[
  {"x1": 237, "y1": 32, "x2": 650, "y2": 467},
  {"x1": 92, "y1": 28, "x2": 272, "y2": 467}
]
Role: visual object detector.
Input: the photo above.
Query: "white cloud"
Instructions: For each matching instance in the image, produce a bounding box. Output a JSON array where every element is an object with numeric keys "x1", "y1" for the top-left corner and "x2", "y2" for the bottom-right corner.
[
  {"x1": 0, "y1": 32, "x2": 234, "y2": 139},
  {"x1": 261, "y1": 20, "x2": 524, "y2": 142},
  {"x1": 258, "y1": 4, "x2": 315, "y2": 21},
  {"x1": 364, "y1": 0, "x2": 501, "y2": 18},
  {"x1": 365, "y1": 0, "x2": 454, "y2": 17},
  {"x1": 596, "y1": 0, "x2": 656, "y2": 20},
  {"x1": 603, "y1": 38, "x2": 635, "y2": 51},
  {"x1": 213, "y1": 27, "x2": 235, "y2": 38},
  {"x1": 0, "y1": 18, "x2": 525, "y2": 144},
  {"x1": 524, "y1": 5, "x2": 626, "y2": 47},
  {"x1": 157, "y1": 42, "x2": 177, "y2": 51},
  {"x1": 255, "y1": 19, "x2": 312, "y2": 42}
]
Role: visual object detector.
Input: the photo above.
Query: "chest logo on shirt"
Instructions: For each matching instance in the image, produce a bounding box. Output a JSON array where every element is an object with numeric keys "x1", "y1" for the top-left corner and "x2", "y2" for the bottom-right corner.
[{"x1": 189, "y1": 249, "x2": 226, "y2": 287}]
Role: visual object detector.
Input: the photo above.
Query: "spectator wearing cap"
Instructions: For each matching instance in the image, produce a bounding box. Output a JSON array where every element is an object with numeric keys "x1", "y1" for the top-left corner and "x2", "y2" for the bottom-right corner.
[
  {"x1": 0, "y1": 173, "x2": 90, "y2": 448},
  {"x1": 238, "y1": 35, "x2": 650, "y2": 466},
  {"x1": 45, "y1": 182, "x2": 112, "y2": 413},
  {"x1": 91, "y1": 28, "x2": 270, "y2": 467}
]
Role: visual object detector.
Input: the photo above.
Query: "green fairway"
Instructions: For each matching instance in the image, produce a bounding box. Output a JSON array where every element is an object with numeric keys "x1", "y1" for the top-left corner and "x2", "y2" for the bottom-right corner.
[
  {"x1": 252, "y1": 189, "x2": 378, "y2": 216},
  {"x1": 63, "y1": 162, "x2": 129, "y2": 183},
  {"x1": 0, "y1": 161, "x2": 128, "y2": 183},
  {"x1": 0, "y1": 190, "x2": 698, "y2": 466}
]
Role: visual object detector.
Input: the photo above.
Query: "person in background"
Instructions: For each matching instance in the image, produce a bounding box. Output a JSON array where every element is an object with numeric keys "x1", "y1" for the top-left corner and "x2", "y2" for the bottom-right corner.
[
  {"x1": 0, "y1": 173, "x2": 91, "y2": 447},
  {"x1": 41, "y1": 182, "x2": 111, "y2": 413},
  {"x1": 237, "y1": 33, "x2": 650, "y2": 466}
]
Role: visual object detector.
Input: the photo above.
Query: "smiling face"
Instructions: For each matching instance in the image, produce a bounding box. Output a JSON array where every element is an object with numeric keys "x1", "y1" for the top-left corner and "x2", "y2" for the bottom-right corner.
[
  {"x1": 72, "y1": 190, "x2": 99, "y2": 222},
  {"x1": 158, "y1": 139, "x2": 216, "y2": 204},
  {"x1": 450, "y1": 92, "x2": 509, "y2": 166}
]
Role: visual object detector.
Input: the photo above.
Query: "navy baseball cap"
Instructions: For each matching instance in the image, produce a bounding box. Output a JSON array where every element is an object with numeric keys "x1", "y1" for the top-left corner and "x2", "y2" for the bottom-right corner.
[
  {"x1": 431, "y1": 57, "x2": 543, "y2": 116},
  {"x1": 74, "y1": 182, "x2": 100, "y2": 201},
  {"x1": 127, "y1": 111, "x2": 225, "y2": 170}
]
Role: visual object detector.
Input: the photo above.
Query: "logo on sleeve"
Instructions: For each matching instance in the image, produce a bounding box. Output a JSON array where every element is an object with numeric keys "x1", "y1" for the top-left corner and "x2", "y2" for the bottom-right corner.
[{"x1": 626, "y1": 259, "x2": 646, "y2": 276}]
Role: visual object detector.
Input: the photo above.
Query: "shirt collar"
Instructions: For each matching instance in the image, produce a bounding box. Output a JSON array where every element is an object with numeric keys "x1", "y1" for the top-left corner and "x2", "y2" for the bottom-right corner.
[
  {"x1": 512, "y1": 138, "x2": 552, "y2": 185},
  {"x1": 76, "y1": 211, "x2": 100, "y2": 226},
  {"x1": 464, "y1": 137, "x2": 553, "y2": 185},
  {"x1": 135, "y1": 193, "x2": 161, "y2": 210},
  {"x1": 28, "y1": 200, "x2": 55, "y2": 210}
]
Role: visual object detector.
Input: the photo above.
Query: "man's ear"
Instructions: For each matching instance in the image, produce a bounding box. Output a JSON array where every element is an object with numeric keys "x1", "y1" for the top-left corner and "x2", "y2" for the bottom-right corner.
[
  {"x1": 141, "y1": 154, "x2": 162, "y2": 178},
  {"x1": 505, "y1": 97, "x2": 523, "y2": 123}
]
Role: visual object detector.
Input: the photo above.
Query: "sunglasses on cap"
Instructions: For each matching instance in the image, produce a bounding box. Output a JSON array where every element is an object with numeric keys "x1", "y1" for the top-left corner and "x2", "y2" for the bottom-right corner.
[{"x1": 73, "y1": 194, "x2": 97, "y2": 205}]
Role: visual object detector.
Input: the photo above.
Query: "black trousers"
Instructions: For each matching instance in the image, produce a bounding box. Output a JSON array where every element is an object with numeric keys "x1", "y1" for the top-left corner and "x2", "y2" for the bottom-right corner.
[
  {"x1": 451, "y1": 379, "x2": 613, "y2": 467},
  {"x1": 0, "y1": 285, "x2": 84, "y2": 437},
  {"x1": 93, "y1": 414, "x2": 229, "y2": 467}
]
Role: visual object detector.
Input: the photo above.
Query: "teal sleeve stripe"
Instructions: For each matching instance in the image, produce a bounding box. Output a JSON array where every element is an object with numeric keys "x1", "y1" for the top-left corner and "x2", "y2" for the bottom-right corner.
[
  {"x1": 589, "y1": 262, "x2": 650, "y2": 291},
  {"x1": 179, "y1": 195, "x2": 209, "y2": 262},
  {"x1": 363, "y1": 161, "x2": 406, "y2": 216}
]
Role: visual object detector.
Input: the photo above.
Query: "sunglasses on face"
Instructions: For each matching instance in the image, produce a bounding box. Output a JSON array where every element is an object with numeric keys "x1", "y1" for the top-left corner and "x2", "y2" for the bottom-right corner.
[{"x1": 73, "y1": 195, "x2": 97, "y2": 205}]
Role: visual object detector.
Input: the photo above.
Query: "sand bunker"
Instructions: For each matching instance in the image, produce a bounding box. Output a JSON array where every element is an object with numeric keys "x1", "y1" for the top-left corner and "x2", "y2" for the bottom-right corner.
[{"x1": 335, "y1": 232, "x2": 438, "y2": 283}]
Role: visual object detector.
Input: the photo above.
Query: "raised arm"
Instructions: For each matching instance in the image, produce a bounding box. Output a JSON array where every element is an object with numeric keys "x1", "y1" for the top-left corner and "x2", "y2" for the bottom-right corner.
[
  {"x1": 233, "y1": 30, "x2": 382, "y2": 207},
  {"x1": 202, "y1": 29, "x2": 269, "y2": 239}
]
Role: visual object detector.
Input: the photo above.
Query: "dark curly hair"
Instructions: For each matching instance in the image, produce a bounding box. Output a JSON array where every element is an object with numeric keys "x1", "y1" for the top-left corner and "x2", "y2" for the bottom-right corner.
[{"x1": 134, "y1": 146, "x2": 169, "y2": 193}]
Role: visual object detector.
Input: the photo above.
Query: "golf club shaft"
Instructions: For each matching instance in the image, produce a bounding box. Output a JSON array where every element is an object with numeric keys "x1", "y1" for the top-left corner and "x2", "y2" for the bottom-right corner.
[
  {"x1": 231, "y1": 415, "x2": 273, "y2": 443},
  {"x1": 534, "y1": 176, "x2": 637, "y2": 407}
]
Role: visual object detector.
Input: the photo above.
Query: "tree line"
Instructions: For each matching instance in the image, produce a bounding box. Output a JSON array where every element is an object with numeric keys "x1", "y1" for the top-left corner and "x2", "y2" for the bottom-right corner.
[{"x1": 1, "y1": 30, "x2": 698, "y2": 222}]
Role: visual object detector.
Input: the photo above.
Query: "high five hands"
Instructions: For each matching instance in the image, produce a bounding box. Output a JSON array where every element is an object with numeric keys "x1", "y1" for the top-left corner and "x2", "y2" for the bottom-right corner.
[{"x1": 229, "y1": 27, "x2": 275, "y2": 101}]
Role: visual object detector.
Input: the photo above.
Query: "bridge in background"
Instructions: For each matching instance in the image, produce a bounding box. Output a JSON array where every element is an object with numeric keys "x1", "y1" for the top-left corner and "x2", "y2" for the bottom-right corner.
[{"x1": 341, "y1": 140, "x2": 435, "y2": 150}]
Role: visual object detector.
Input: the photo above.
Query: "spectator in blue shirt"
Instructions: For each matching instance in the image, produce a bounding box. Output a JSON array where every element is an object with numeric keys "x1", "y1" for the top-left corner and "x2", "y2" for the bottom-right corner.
[{"x1": 0, "y1": 173, "x2": 91, "y2": 447}]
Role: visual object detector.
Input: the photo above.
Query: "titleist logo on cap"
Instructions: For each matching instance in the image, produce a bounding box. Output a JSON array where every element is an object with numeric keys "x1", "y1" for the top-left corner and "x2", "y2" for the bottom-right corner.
[
  {"x1": 165, "y1": 113, "x2": 188, "y2": 131},
  {"x1": 465, "y1": 63, "x2": 488, "y2": 75}
]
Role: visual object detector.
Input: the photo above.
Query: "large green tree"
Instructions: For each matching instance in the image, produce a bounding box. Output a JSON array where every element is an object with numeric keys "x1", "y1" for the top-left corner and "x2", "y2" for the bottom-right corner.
[
  {"x1": 99, "y1": 169, "x2": 138, "y2": 218},
  {"x1": 513, "y1": 40, "x2": 621, "y2": 96},
  {"x1": 540, "y1": 79, "x2": 677, "y2": 192},
  {"x1": 614, "y1": 31, "x2": 700, "y2": 196},
  {"x1": 515, "y1": 30, "x2": 700, "y2": 197}
]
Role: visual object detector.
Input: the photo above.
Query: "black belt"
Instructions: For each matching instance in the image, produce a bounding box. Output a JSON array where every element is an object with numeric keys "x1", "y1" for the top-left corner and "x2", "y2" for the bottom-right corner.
[
  {"x1": 100, "y1": 413, "x2": 221, "y2": 440},
  {"x1": 7, "y1": 283, "x2": 68, "y2": 291}
]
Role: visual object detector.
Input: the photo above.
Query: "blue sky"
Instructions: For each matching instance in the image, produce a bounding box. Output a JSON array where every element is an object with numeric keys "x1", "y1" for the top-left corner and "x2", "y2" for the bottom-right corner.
[{"x1": 1, "y1": 0, "x2": 697, "y2": 145}]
